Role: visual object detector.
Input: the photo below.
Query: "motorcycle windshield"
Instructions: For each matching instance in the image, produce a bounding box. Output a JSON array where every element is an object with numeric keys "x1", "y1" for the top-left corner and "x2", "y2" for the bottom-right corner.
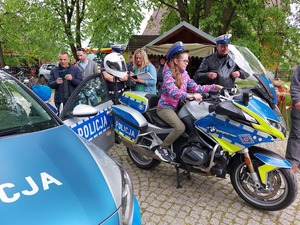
[{"x1": 228, "y1": 45, "x2": 277, "y2": 105}]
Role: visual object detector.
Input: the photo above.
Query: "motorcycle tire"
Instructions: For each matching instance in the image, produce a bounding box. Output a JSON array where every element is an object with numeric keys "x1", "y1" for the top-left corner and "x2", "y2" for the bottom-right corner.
[
  {"x1": 127, "y1": 148, "x2": 161, "y2": 170},
  {"x1": 230, "y1": 157, "x2": 298, "y2": 211}
]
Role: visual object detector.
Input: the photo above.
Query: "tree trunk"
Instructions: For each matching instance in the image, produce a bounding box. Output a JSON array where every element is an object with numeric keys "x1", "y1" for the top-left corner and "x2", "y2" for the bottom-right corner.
[
  {"x1": 177, "y1": 0, "x2": 189, "y2": 23},
  {"x1": 218, "y1": 1, "x2": 236, "y2": 35},
  {"x1": 203, "y1": 0, "x2": 213, "y2": 33}
]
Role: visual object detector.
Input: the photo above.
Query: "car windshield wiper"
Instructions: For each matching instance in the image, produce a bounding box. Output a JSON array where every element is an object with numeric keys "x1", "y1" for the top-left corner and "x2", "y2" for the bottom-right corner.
[{"x1": 0, "y1": 127, "x2": 22, "y2": 137}]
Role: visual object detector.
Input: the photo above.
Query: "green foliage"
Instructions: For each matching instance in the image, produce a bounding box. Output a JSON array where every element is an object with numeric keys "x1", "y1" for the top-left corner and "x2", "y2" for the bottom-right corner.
[
  {"x1": 0, "y1": 0, "x2": 148, "y2": 64},
  {"x1": 152, "y1": 0, "x2": 300, "y2": 72},
  {"x1": 1, "y1": 0, "x2": 299, "y2": 71},
  {"x1": 88, "y1": 0, "x2": 144, "y2": 48},
  {"x1": 0, "y1": 0, "x2": 65, "y2": 64}
]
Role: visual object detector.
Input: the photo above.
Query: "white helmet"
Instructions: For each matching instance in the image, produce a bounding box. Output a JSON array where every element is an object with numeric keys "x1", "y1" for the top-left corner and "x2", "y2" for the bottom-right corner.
[{"x1": 104, "y1": 52, "x2": 127, "y2": 79}]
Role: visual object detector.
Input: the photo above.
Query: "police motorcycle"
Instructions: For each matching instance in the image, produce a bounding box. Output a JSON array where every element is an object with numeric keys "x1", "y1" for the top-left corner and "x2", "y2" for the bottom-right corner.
[{"x1": 111, "y1": 45, "x2": 298, "y2": 211}]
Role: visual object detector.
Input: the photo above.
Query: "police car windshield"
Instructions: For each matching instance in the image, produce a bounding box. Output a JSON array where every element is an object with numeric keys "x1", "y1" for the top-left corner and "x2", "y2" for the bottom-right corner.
[{"x1": 0, "y1": 72, "x2": 59, "y2": 136}]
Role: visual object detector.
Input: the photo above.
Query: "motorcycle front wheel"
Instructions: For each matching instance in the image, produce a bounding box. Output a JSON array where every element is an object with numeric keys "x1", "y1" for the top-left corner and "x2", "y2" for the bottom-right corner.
[
  {"x1": 230, "y1": 158, "x2": 298, "y2": 211},
  {"x1": 127, "y1": 148, "x2": 161, "y2": 170}
]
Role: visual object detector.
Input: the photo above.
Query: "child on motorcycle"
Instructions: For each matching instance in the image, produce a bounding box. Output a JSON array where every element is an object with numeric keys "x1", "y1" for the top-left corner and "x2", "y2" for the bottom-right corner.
[{"x1": 155, "y1": 41, "x2": 222, "y2": 162}]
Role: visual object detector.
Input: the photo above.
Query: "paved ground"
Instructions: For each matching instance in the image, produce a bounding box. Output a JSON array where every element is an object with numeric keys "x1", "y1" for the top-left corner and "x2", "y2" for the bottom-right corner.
[{"x1": 108, "y1": 139, "x2": 300, "y2": 225}]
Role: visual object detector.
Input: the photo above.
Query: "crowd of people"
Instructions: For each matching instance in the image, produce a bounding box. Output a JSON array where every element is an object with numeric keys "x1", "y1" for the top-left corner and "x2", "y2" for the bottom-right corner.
[{"x1": 27, "y1": 35, "x2": 300, "y2": 170}]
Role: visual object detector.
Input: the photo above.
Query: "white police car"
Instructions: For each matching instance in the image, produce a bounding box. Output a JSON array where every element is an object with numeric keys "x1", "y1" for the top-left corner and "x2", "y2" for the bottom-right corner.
[{"x1": 0, "y1": 69, "x2": 141, "y2": 224}]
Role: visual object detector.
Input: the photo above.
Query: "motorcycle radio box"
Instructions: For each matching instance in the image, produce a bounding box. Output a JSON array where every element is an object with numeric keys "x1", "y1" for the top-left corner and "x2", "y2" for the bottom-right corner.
[
  {"x1": 120, "y1": 91, "x2": 160, "y2": 113},
  {"x1": 112, "y1": 104, "x2": 148, "y2": 143}
]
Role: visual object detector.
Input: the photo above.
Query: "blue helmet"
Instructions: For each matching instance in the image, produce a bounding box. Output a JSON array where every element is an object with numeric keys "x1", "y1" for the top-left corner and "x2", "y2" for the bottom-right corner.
[{"x1": 166, "y1": 41, "x2": 189, "y2": 61}]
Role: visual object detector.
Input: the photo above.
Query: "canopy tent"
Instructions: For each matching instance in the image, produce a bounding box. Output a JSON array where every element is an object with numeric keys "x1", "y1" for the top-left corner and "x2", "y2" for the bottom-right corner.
[{"x1": 146, "y1": 43, "x2": 215, "y2": 58}]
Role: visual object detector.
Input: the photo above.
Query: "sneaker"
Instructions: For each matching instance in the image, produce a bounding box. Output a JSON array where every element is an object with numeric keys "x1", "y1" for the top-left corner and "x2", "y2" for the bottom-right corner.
[{"x1": 155, "y1": 146, "x2": 171, "y2": 163}]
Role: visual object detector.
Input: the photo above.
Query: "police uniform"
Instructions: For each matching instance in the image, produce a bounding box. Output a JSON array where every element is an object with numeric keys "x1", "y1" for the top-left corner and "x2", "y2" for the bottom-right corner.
[
  {"x1": 193, "y1": 34, "x2": 245, "y2": 88},
  {"x1": 103, "y1": 45, "x2": 126, "y2": 104}
]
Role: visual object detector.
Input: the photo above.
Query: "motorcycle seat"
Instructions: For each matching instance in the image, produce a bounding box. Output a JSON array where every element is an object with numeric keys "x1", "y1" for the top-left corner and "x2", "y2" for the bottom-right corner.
[
  {"x1": 142, "y1": 109, "x2": 172, "y2": 128},
  {"x1": 145, "y1": 94, "x2": 160, "y2": 109}
]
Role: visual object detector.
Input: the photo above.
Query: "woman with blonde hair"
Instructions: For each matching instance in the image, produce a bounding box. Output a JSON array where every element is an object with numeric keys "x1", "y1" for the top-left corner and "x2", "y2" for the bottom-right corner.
[
  {"x1": 155, "y1": 41, "x2": 222, "y2": 162},
  {"x1": 130, "y1": 48, "x2": 157, "y2": 94}
]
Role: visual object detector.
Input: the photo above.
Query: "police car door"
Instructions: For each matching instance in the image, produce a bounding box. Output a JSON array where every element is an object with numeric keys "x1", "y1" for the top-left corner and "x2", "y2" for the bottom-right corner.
[{"x1": 60, "y1": 73, "x2": 115, "y2": 151}]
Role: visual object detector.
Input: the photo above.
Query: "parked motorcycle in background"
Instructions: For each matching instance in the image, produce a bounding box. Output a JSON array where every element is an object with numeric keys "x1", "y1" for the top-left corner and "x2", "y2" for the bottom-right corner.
[
  {"x1": 112, "y1": 45, "x2": 298, "y2": 211},
  {"x1": 1, "y1": 66, "x2": 30, "y2": 84},
  {"x1": 16, "y1": 66, "x2": 30, "y2": 84}
]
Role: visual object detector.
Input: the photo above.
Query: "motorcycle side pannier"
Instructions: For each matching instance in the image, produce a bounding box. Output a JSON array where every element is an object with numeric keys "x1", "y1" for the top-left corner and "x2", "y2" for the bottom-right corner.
[
  {"x1": 120, "y1": 91, "x2": 159, "y2": 113},
  {"x1": 112, "y1": 104, "x2": 148, "y2": 143}
]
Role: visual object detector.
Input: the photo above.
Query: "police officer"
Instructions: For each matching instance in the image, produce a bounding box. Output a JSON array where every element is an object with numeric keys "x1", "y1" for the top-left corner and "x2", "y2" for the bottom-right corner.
[
  {"x1": 193, "y1": 34, "x2": 245, "y2": 88},
  {"x1": 102, "y1": 45, "x2": 128, "y2": 104}
]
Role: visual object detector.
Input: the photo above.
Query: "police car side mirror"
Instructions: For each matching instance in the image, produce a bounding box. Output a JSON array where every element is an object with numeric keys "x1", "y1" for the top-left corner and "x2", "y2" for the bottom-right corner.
[{"x1": 72, "y1": 104, "x2": 98, "y2": 117}]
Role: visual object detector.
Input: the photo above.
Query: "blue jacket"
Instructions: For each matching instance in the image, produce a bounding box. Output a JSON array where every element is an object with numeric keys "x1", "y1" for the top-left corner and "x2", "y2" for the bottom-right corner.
[
  {"x1": 48, "y1": 65, "x2": 82, "y2": 103},
  {"x1": 134, "y1": 63, "x2": 157, "y2": 94}
]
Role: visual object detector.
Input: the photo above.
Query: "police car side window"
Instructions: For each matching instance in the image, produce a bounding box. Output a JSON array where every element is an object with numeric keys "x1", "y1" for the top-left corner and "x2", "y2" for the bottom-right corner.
[{"x1": 72, "y1": 76, "x2": 109, "y2": 107}]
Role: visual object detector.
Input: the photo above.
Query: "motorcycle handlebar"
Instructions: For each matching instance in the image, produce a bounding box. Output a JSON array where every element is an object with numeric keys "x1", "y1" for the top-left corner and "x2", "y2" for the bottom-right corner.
[
  {"x1": 187, "y1": 88, "x2": 236, "y2": 102},
  {"x1": 186, "y1": 97, "x2": 195, "y2": 101},
  {"x1": 202, "y1": 90, "x2": 220, "y2": 100}
]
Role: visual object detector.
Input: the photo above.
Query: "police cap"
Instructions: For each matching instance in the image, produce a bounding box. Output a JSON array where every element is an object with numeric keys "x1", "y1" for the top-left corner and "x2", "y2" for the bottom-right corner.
[
  {"x1": 166, "y1": 41, "x2": 189, "y2": 61},
  {"x1": 215, "y1": 34, "x2": 232, "y2": 46}
]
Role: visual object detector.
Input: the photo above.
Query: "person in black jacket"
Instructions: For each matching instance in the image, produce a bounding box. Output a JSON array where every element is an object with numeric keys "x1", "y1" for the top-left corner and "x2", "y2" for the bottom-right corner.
[
  {"x1": 193, "y1": 34, "x2": 245, "y2": 88},
  {"x1": 48, "y1": 51, "x2": 82, "y2": 114},
  {"x1": 126, "y1": 54, "x2": 135, "y2": 91},
  {"x1": 102, "y1": 45, "x2": 128, "y2": 104},
  {"x1": 286, "y1": 66, "x2": 300, "y2": 173},
  {"x1": 156, "y1": 56, "x2": 166, "y2": 95}
]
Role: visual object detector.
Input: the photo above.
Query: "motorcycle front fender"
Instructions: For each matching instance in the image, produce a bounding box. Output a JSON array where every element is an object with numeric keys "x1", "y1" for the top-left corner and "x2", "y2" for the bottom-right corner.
[
  {"x1": 250, "y1": 146, "x2": 292, "y2": 185},
  {"x1": 228, "y1": 146, "x2": 292, "y2": 185},
  {"x1": 249, "y1": 146, "x2": 291, "y2": 168},
  {"x1": 254, "y1": 153, "x2": 291, "y2": 168}
]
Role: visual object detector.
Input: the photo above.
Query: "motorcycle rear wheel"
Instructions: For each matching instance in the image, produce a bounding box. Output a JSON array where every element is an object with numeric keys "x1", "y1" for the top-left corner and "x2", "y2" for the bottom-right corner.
[
  {"x1": 230, "y1": 158, "x2": 298, "y2": 211},
  {"x1": 127, "y1": 148, "x2": 161, "y2": 169}
]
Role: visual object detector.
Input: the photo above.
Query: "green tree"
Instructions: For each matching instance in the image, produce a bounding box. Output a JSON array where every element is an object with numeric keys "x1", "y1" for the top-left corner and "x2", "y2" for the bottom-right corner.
[
  {"x1": 0, "y1": 0, "x2": 147, "y2": 65},
  {"x1": 150, "y1": 0, "x2": 300, "y2": 72}
]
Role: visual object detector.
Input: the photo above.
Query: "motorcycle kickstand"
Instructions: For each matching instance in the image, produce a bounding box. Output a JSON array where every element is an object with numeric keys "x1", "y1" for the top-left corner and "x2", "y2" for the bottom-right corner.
[{"x1": 175, "y1": 165, "x2": 182, "y2": 189}]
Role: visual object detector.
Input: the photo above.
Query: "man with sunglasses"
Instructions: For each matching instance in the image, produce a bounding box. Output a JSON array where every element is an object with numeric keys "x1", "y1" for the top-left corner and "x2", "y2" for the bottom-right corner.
[{"x1": 193, "y1": 34, "x2": 245, "y2": 88}]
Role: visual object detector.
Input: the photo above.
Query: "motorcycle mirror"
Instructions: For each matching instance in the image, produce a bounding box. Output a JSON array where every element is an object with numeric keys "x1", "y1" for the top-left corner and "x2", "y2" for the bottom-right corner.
[
  {"x1": 222, "y1": 88, "x2": 231, "y2": 98},
  {"x1": 242, "y1": 92, "x2": 252, "y2": 106},
  {"x1": 232, "y1": 84, "x2": 238, "y2": 94}
]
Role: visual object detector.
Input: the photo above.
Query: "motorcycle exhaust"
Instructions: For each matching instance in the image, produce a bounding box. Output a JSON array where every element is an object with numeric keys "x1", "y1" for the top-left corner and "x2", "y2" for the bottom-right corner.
[{"x1": 121, "y1": 139, "x2": 161, "y2": 161}]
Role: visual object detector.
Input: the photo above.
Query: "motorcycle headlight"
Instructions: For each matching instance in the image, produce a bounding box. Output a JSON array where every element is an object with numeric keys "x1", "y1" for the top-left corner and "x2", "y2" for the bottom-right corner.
[
  {"x1": 268, "y1": 119, "x2": 286, "y2": 136},
  {"x1": 268, "y1": 105, "x2": 287, "y2": 135},
  {"x1": 120, "y1": 167, "x2": 134, "y2": 225}
]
